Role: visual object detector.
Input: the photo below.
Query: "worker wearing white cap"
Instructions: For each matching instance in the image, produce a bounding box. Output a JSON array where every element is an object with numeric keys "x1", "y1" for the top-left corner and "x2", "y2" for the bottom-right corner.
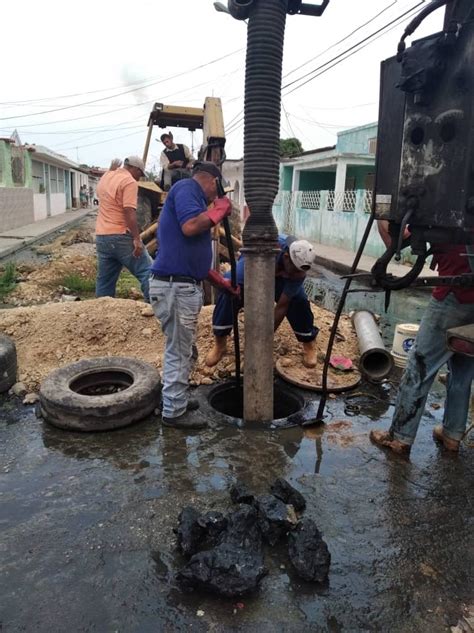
[
  {"x1": 95, "y1": 155, "x2": 151, "y2": 301},
  {"x1": 206, "y1": 234, "x2": 319, "y2": 368}
]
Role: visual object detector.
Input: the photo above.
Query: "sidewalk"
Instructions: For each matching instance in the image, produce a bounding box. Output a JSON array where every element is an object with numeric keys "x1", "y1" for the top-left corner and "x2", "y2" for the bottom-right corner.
[
  {"x1": 0, "y1": 208, "x2": 93, "y2": 260},
  {"x1": 312, "y1": 241, "x2": 437, "y2": 278}
]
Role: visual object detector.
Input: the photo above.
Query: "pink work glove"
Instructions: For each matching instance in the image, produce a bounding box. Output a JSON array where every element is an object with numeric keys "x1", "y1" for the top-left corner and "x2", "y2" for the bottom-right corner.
[
  {"x1": 205, "y1": 197, "x2": 232, "y2": 225},
  {"x1": 207, "y1": 269, "x2": 241, "y2": 297}
]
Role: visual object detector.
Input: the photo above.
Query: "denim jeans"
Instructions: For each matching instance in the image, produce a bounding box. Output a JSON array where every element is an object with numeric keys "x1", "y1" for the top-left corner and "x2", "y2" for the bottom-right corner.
[
  {"x1": 149, "y1": 278, "x2": 203, "y2": 418},
  {"x1": 95, "y1": 234, "x2": 152, "y2": 302},
  {"x1": 212, "y1": 277, "x2": 318, "y2": 342},
  {"x1": 391, "y1": 294, "x2": 474, "y2": 445}
]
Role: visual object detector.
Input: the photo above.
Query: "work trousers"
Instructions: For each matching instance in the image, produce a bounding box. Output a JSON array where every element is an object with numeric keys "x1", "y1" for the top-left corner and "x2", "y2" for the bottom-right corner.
[
  {"x1": 150, "y1": 278, "x2": 203, "y2": 418},
  {"x1": 95, "y1": 234, "x2": 152, "y2": 302},
  {"x1": 391, "y1": 294, "x2": 474, "y2": 445},
  {"x1": 212, "y1": 277, "x2": 318, "y2": 342}
]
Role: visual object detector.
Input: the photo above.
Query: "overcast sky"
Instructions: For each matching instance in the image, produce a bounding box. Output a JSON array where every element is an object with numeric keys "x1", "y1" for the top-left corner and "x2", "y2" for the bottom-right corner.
[{"x1": 0, "y1": 0, "x2": 443, "y2": 172}]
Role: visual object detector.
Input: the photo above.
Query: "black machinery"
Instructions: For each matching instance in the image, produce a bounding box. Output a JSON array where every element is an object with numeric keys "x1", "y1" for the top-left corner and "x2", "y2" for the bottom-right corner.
[{"x1": 372, "y1": 0, "x2": 474, "y2": 290}]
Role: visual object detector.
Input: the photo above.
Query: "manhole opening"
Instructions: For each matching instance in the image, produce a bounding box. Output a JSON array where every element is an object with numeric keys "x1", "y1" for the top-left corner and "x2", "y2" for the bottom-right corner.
[
  {"x1": 208, "y1": 382, "x2": 304, "y2": 421},
  {"x1": 70, "y1": 370, "x2": 134, "y2": 396}
]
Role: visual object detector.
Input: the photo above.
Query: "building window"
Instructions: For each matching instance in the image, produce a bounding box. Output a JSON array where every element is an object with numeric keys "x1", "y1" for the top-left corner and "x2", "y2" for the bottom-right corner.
[
  {"x1": 368, "y1": 137, "x2": 377, "y2": 154},
  {"x1": 32, "y1": 160, "x2": 45, "y2": 193},
  {"x1": 11, "y1": 146, "x2": 25, "y2": 186},
  {"x1": 57, "y1": 168, "x2": 65, "y2": 193},
  {"x1": 50, "y1": 165, "x2": 58, "y2": 193}
]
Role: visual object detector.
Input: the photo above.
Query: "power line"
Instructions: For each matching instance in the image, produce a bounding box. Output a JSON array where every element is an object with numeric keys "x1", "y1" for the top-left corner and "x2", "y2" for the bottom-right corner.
[
  {"x1": 0, "y1": 48, "x2": 243, "y2": 122},
  {"x1": 58, "y1": 129, "x2": 144, "y2": 152},
  {"x1": 5, "y1": 67, "x2": 241, "y2": 134},
  {"x1": 225, "y1": 4, "x2": 424, "y2": 142},
  {"x1": 282, "y1": 102, "x2": 297, "y2": 138},
  {"x1": 283, "y1": 0, "x2": 399, "y2": 80},
  {"x1": 282, "y1": 1, "x2": 425, "y2": 94}
]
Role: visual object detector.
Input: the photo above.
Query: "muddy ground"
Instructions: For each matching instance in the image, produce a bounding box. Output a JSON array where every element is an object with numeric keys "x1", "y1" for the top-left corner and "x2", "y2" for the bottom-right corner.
[
  {"x1": 1, "y1": 379, "x2": 473, "y2": 633},
  {"x1": 1, "y1": 218, "x2": 473, "y2": 632}
]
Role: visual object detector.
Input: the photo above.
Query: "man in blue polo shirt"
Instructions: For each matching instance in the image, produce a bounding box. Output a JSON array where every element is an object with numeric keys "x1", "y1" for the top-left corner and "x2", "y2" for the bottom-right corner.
[
  {"x1": 149, "y1": 162, "x2": 233, "y2": 430},
  {"x1": 205, "y1": 235, "x2": 319, "y2": 369}
]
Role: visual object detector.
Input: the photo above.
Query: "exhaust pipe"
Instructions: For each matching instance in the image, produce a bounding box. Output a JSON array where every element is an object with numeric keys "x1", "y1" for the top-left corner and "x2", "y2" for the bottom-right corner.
[{"x1": 351, "y1": 310, "x2": 394, "y2": 382}]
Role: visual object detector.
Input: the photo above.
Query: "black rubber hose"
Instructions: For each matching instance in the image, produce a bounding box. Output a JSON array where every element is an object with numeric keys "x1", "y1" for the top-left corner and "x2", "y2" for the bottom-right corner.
[
  {"x1": 371, "y1": 242, "x2": 428, "y2": 290},
  {"x1": 242, "y1": 0, "x2": 287, "y2": 244},
  {"x1": 222, "y1": 216, "x2": 242, "y2": 388},
  {"x1": 309, "y1": 210, "x2": 377, "y2": 425},
  {"x1": 397, "y1": 0, "x2": 450, "y2": 58}
]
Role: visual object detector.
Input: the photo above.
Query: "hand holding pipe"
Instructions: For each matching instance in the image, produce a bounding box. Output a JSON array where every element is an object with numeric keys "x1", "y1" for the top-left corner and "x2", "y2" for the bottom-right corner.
[{"x1": 216, "y1": 178, "x2": 242, "y2": 388}]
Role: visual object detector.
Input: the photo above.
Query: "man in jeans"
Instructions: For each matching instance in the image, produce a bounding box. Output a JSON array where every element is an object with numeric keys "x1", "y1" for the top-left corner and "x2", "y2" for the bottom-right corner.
[
  {"x1": 149, "y1": 162, "x2": 234, "y2": 430},
  {"x1": 371, "y1": 245, "x2": 474, "y2": 455},
  {"x1": 95, "y1": 156, "x2": 151, "y2": 302}
]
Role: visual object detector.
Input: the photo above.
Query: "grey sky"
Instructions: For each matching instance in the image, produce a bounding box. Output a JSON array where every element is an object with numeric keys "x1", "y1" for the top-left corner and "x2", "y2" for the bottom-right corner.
[{"x1": 0, "y1": 0, "x2": 442, "y2": 171}]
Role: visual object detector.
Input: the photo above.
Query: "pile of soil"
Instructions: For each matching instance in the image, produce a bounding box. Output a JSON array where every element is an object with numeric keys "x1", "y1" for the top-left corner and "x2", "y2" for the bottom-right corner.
[
  {"x1": 4, "y1": 222, "x2": 98, "y2": 306},
  {"x1": 34, "y1": 227, "x2": 94, "y2": 255},
  {"x1": 0, "y1": 298, "x2": 359, "y2": 392},
  {"x1": 6, "y1": 253, "x2": 97, "y2": 306}
]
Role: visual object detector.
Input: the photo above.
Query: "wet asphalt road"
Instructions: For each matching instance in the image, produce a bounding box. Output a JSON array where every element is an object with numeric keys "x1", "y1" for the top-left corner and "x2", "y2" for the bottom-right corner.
[{"x1": 1, "y1": 377, "x2": 473, "y2": 633}]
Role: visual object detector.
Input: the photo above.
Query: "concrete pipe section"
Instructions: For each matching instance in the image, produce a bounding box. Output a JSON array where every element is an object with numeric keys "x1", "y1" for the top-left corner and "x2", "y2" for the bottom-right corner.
[{"x1": 351, "y1": 310, "x2": 394, "y2": 382}]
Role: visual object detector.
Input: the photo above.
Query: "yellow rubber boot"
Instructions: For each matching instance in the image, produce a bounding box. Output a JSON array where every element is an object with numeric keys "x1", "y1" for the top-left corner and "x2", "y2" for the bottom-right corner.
[
  {"x1": 302, "y1": 340, "x2": 318, "y2": 368},
  {"x1": 205, "y1": 336, "x2": 228, "y2": 367}
]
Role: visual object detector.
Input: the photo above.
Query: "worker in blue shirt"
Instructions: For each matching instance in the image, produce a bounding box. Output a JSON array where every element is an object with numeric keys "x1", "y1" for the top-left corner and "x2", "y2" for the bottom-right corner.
[
  {"x1": 205, "y1": 235, "x2": 319, "y2": 369},
  {"x1": 149, "y1": 162, "x2": 236, "y2": 430}
]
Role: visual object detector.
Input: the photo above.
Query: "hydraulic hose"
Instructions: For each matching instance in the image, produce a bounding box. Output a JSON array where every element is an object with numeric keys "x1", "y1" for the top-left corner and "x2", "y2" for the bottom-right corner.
[
  {"x1": 397, "y1": 0, "x2": 451, "y2": 59},
  {"x1": 222, "y1": 216, "x2": 242, "y2": 388},
  {"x1": 242, "y1": 0, "x2": 287, "y2": 244}
]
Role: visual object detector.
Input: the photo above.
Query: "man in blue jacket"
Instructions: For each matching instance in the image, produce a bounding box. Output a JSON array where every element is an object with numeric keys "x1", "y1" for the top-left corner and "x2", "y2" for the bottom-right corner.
[
  {"x1": 205, "y1": 235, "x2": 319, "y2": 369},
  {"x1": 149, "y1": 162, "x2": 235, "y2": 430}
]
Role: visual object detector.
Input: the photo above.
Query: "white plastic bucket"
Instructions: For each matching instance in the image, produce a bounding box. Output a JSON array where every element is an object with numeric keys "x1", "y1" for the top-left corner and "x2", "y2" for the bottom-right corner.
[{"x1": 391, "y1": 323, "x2": 419, "y2": 368}]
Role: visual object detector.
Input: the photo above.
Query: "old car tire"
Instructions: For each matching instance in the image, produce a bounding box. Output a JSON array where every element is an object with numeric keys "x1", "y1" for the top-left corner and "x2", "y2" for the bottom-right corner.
[
  {"x1": 39, "y1": 356, "x2": 161, "y2": 432},
  {"x1": 0, "y1": 334, "x2": 17, "y2": 393}
]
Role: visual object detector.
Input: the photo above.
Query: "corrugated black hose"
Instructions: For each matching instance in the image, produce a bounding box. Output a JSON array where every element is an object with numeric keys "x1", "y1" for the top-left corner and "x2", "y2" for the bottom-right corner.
[{"x1": 242, "y1": 0, "x2": 287, "y2": 244}]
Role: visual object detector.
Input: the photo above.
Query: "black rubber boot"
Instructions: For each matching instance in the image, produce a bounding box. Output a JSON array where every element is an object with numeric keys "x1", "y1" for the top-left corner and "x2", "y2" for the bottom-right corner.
[{"x1": 162, "y1": 410, "x2": 207, "y2": 430}]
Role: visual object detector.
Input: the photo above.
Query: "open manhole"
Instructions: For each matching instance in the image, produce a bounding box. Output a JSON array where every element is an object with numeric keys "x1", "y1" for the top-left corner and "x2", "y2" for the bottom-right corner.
[
  {"x1": 208, "y1": 382, "x2": 305, "y2": 427},
  {"x1": 69, "y1": 369, "x2": 134, "y2": 396}
]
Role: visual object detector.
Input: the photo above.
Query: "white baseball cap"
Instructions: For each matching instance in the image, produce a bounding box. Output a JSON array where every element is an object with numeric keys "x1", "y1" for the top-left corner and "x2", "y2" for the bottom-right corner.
[
  {"x1": 124, "y1": 156, "x2": 146, "y2": 176},
  {"x1": 289, "y1": 239, "x2": 315, "y2": 271}
]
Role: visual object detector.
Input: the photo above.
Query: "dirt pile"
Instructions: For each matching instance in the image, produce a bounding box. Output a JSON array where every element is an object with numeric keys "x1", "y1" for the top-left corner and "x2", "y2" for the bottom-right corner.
[
  {"x1": 35, "y1": 227, "x2": 94, "y2": 255},
  {"x1": 7, "y1": 254, "x2": 97, "y2": 306},
  {"x1": 0, "y1": 298, "x2": 359, "y2": 391}
]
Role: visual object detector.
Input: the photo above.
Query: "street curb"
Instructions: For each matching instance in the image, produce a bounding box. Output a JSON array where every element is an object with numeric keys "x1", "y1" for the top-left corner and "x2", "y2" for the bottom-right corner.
[{"x1": 0, "y1": 210, "x2": 93, "y2": 261}]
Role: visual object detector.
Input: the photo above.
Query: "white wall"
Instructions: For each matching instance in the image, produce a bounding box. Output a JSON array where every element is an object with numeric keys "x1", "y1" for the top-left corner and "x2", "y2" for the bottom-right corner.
[
  {"x1": 222, "y1": 160, "x2": 245, "y2": 219},
  {"x1": 50, "y1": 192, "x2": 67, "y2": 216},
  {"x1": 33, "y1": 193, "x2": 48, "y2": 221}
]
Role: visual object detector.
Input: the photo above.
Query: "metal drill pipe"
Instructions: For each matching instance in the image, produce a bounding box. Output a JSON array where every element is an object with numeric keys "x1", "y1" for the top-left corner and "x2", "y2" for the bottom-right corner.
[{"x1": 243, "y1": 251, "x2": 276, "y2": 421}]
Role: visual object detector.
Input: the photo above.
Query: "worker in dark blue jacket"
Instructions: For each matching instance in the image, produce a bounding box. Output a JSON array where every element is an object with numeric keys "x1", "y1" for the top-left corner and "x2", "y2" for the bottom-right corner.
[{"x1": 205, "y1": 235, "x2": 319, "y2": 368}]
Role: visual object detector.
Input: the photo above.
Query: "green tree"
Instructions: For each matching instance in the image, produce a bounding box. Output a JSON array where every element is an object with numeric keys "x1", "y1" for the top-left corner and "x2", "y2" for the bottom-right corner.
[{"x1": 279, "y1": 137, "x2": 303, "y2": 158}]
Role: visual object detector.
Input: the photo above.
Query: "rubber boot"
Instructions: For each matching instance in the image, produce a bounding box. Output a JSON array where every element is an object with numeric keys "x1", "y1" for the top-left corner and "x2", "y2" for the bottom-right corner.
[
  {"x1": 302, "y1": 340, "x2": 318, "y2": 368},
  {"x1": 205, "y1": 335, "x2": 228, "y2": 367}
]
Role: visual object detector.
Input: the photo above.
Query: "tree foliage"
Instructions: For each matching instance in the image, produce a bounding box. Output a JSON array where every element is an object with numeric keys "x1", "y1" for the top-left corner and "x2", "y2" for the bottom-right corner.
[{"x1": 279, "y1": 137, "x2": 303, "y2": 158}]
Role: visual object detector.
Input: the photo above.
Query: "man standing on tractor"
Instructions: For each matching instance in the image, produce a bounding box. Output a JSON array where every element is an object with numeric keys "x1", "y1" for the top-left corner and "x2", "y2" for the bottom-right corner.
[{"x1": 159, "y1": 131, "x2": 195, "y2": 190}]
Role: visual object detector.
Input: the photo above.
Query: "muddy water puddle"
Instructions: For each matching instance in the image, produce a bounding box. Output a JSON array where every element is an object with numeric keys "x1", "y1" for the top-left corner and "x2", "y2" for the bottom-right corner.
[{"x1": 1, "y1": 381, "x2": 472, "y2": 633}]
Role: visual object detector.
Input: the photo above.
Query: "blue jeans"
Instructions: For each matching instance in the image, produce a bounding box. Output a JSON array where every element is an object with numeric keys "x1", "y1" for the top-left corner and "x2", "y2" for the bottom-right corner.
[
  {"x1": 95, "y1": 234, "x2": 152, "y2": 302},
  {"x1": 391, "y1": 294, "x2": 474, "y2": 445},
  {"x1": 149, "y1": 278, "x2": 203, "y2": 418}
]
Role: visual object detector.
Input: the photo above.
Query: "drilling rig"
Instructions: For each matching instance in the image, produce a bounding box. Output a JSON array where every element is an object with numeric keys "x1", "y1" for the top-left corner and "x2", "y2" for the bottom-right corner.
[{"x1": 226, "y1": 0, "x2": 331, "y2": 423}]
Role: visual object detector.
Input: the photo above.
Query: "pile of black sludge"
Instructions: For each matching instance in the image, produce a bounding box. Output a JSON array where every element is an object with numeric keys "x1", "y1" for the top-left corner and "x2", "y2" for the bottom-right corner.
[{"x1": 174, "y1": 478, "x2": 331, "y2": 598}]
